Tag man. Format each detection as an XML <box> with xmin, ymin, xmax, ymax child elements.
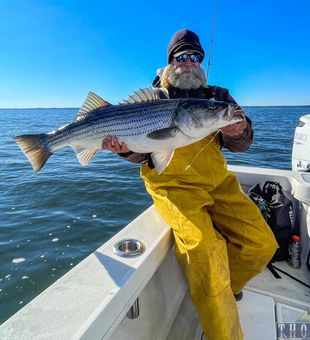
<box><xmin>103</xmin><ymin>30</ymin><xmax>278</xmax><ymax>339</ymax></box>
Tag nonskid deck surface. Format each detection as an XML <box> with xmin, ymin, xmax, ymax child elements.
<box><xmin>247</xmin><ymin>261</ymin><xmax>309</xmax><ymax>308</ymax></box>
<box><xmin>167</xmin><ymin>262</ymin><xmax>310</xmax><ymax>340</ymax></box>
<box><xmin>167</xmin><ymin>289</ymin><xmax>276</xmax><ymax>340</ymax></box>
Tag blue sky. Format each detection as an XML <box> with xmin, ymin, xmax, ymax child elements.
<box><xmin>0</xmin><ymin>0</ymin><xmax>309</xmax><ymax>108</ymax></box>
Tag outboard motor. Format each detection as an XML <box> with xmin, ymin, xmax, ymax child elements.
<box><xmin>292</xmin><ymin>115</ymin><xmax>310</xmax><ymax>172</ymax></box>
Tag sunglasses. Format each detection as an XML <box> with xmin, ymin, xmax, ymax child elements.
<box><xmin>175</xmin><ymin>53</ymin><xmax>203</xmax><ymax>63</ymax></box>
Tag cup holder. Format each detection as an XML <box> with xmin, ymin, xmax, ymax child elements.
<box><xmin>113</xmin><ymin>239</ymin><xmax>145</xmax><ymax>258</ymax></box>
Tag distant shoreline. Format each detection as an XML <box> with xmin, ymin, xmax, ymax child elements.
<box><xmin>0</xmin><ymin>107</ymin><xmax>80</xmax><ymax>110</ymax></box>
<box><xmin>1</xmin><ymin>105</ymin><xmax>310</xmax><ymax>110</ymax></box>
<box><xmin>244</xmin><ymin>105</ymin><xmax>310</xmax><ymax>108</ymax></box>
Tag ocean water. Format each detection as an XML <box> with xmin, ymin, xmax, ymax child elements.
<box><xmin>0</xmin><ymin>105</ymin><xmax>310</xmax><ymax>323</ymax></box>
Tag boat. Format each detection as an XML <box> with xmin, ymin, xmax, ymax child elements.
<box><xmin>0</xmin><ymin>115</ymin><xmax>310</xmax><ymax>340</ymax></box>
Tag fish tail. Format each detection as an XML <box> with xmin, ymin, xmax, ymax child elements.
<box><xmin>14</xmin><ymin>134</ymin><xmax>52</xmax><ymax>172</ymax></box>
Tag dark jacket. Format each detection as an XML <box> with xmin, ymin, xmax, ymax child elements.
<box><xmin>118</xmin><ymin>85</ymin><xmax>253</xmax><ymax>165</ymax></box>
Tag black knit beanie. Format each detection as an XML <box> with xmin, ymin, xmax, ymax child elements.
<box><xmin>167</xmin><ymin>29</ymin><xmax>205</xmax><ymax>64</ymax></box>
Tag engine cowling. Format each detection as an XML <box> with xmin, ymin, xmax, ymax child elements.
<box><xmin>292</xmin><ymin>115</ymin><xmax>310</xmax><ymax>172</ymax></box>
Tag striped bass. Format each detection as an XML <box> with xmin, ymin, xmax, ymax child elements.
<box><xmin>14</xmin><ymin>87</ymin><xmax>242</xmax><ymax>174</ymax></box>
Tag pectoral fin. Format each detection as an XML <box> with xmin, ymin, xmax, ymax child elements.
<box><xmin>72</xmin><ymin>146</ymin><xmax>97</xmax><ymax>166</ymax></box>
<box><xmin>151</xmin><ymin>150</ymin><xmax>175</xmax><ymax>174</ymax></box>
<box><xmin>147</xmin><ymin>127</ymin><xmax>179</xmax><ymax>140</ymax></box>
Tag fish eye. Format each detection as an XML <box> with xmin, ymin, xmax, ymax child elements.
<box><xmin>209</xmin><ymin>104</ymin><xmax>217</xmax><ymax>110</ymax></box>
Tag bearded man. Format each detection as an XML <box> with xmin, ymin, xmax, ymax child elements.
<box><xmin>103</xmin><ymin>30</ymin><xmax>278</xmax><ymax>340</ymax></box>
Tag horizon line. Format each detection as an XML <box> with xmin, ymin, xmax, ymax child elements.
<box><xmin>1</xmin><ymin>104</ymin><xmax>310</xmax><ymax>110</ymax></box>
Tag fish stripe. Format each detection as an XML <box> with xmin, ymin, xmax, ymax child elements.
<box><xmin>43</xmin><ymin>101</ymin><xmax>178</xmax><ymax>149</ymax></box>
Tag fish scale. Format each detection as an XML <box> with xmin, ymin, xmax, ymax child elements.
<box><xmin>64</xmin><ymin>105</ymin><xmax>175</xmax><ymax>142</ymax></box>
<box><xmin>68</xmin><ymin>103</ymin><xmax>174</xmax><ymax>138</ymax></box>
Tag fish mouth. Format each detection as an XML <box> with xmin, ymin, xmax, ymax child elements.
<box><xmin>227</xmin><ymin>104</ymin><xmax>244</xmax><ymax>122</ymax></box>
<box><xmin>227</xmin><ymin>104</ymin><xmax>237</xmax><ymax>118</ymax></box>
<box><xmin>232</xmin><ymin>113</ymin><xmax>245</xmax><ymax>122</ymax></box>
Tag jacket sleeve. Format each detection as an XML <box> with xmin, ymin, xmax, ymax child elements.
<box><xmin>220</xmin><ymin>116</ymin><xmax>253</xmax><ymax>152</ymax></box>
<box><xmin>214</xmin><ymin>86</ymin><xmax>253</xmax><ymax>152</ymax></box>
<box><xmin>118</xmin><ymin>151</ymin><xmax>151</xmax><ymax>164</ymax></box>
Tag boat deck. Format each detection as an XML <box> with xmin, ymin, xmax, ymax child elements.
<box><xmin>167</xmin><ymin>262</ymin><xmax>310</xmax><ymax>340</ymax></box>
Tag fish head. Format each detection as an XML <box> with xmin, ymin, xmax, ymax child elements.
<box><xmin>175</xmin><ymin>99</ymin><xmax>243</xmax><ymax>138</ymax></box>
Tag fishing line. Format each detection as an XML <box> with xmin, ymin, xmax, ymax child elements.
<box><xmin>182</xmin><ymin>0</ymin><xmax>221</xmax><ymax>172</ymax></box>
<box><xmin>183</xmin><ymin>130</ymin><xmax>220</xmax><ymax>172</ymax></box>
<box><xmin>206</xmin><ymin>0</ymin><xmax>220</xmax><ymax>84</ymax></box>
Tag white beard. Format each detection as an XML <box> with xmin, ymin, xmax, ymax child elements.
<box><xmin>167</xmin><ymin>65</ymin><xmax>205</xmax><ymax>90</ymax></box>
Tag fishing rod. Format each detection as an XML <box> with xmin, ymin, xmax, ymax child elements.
<box><xmin>206</xmin><ymin>1</ymin><xmax>220</xmax><ymax>84</ymax></box>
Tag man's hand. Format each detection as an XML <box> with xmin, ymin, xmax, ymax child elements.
<box><xmin>220</xmin><ymin>118</ymin><xmax>247</xmax><ymax>137</ymax></box>
<box><xmin>102</xmin><ymin>136</ymin><xmax>129</xmax><ymax>153</ymax></box>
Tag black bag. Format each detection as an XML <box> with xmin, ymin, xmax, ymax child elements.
<box><xmin>248</xmin><ymin>181</ymin><xmax>294</xmax><ymax>262</ymax></box>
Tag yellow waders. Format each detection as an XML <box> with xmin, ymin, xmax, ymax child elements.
<box><xmin>141</xmin><ymin>134</ymin><xmax>278</xmax><ymax>340</ymax></box>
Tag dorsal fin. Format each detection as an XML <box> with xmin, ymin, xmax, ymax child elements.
<box><xmin>120</xmin><ymin>87</ymin><xmax>158</xmax><ymax>105</ymax></box>
<box><xmin>75</xmin><ymin>92</ymin><xmax>111</xmax><ymax>122</ymax></box>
